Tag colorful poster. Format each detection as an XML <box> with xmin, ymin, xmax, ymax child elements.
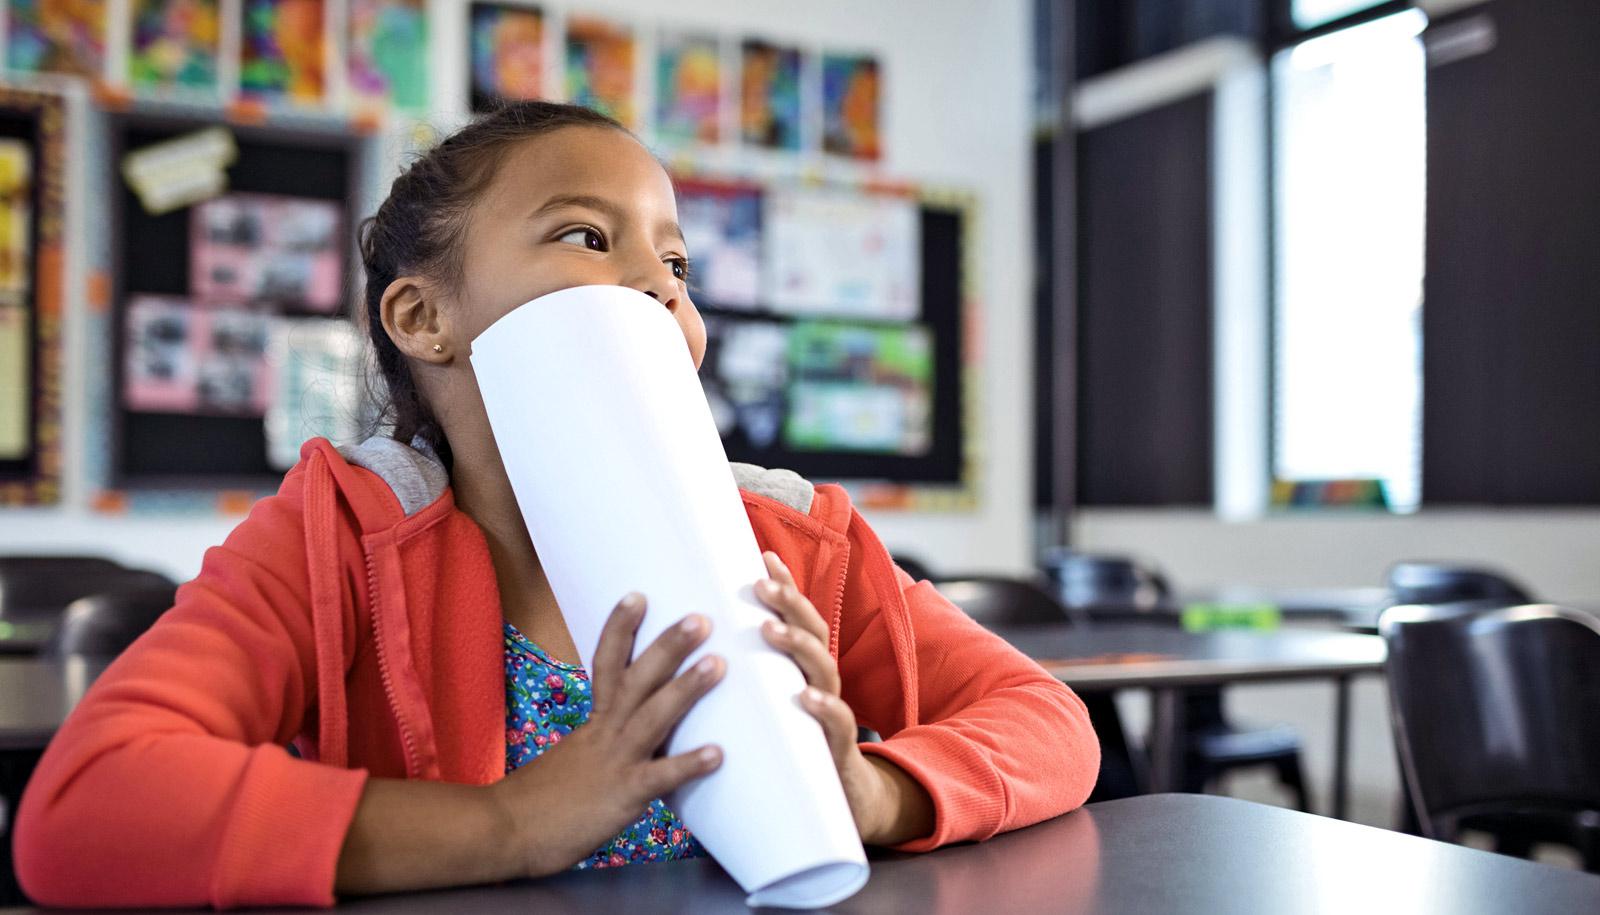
<box><xmin>763</xmin><ymin>188</ymin><xmax>920</xmax><ymax>320</ymax></box>
<box><xmin>469</xmin><ymin>2</ymin><xmax>544</xmax><ymax>112</ymax></box>
<box><xmin>239</xmin><ymin>0</ymin><xmax>325</xmax><ymax>103</ymax></box>
<box><xmin>124</xmin><ymin>296</ymin><xmax>273</xmax><ymax>416</ymax></box>
<box><xmin>656</xmin><ymin>31</ymin><xmax>719</xmax><ymax>145</ymax></box>
<box><xmin>129</xmin><ymin>0</ymin><xmax>220</xmax><ymax>91</ymax></box>
<box><xmin>565</xmin><ymin>15</ymin><xmax>633</xmax><ymax>126</ymax></box>
<box><xmin>822</xmin><ymin>54</ymin><xmax>880</xmax><ymax>160</ymax></box>
<box><xmin>349</xmin><ymin>0</ymin><xmax>429</xmax><ymax>112</ymax></box>
<box><xmin>676</xmin><ymin>179</ymin><xmax>761</xmax><ymax>310</ymax></box>
<box><xmin>740</xmin><ymin>40</ymin><xmax>801</xmax><ymax>151</ymax></box>
<box><xmin>0</xmin><ymin>301</ymin><xmax>27</xmax><ymax>459</ymax></box>
<box><xmin>5</xmin><ymin>0</ymin><xmax>105</xmax><ymax>76</ymax></box>
<box><xmin>191</xmin><ymin>193</ymin><xmax>344</xmax><ymax>312</ymax></box>
<box><xmin>785</xmin><ymin>321</ymin><xmax>933</xmax><ymax>456</ymax></box>
<box><xmin>0</xmin><ymin>139</ymin><xmax>33</xmax><ymax>295</ymax></box>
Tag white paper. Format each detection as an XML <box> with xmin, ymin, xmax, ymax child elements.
<box><xmin>471</xmin><ymin>285</ymin><xmax>868</xmax><ymax>909</ymax></box>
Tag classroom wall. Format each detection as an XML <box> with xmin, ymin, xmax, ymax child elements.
<box><xmin>0</xmin><ymin>0</ymin><xmax>1039</xmax><ymax>582</ymax></box>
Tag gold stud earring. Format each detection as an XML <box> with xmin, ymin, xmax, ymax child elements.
<box><xmin>432</xmin><ymin>344</ymin><xmax>443</xmax><ymax>354</ymax></box>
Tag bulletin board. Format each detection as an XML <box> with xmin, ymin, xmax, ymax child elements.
<box><xmin>687</xmin><ymin>175</ymin><xmax>981</xmax><ymax>510</ymax></box>
<box><xmin>0</xmin><ymin>87</ymin><xmax>65</xmax><ymax>507</ymax></box>
<box><xmin>104</xmin><ymin>110</ymin><xmax>368</xmax><ymax>495</ymax></box>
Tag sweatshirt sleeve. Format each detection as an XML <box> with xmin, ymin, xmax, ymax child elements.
<box><xmin>841</xmin><ymin>563</ymin><xmax>1100</xmax><ymax>852</ymax></box>
<box><xmin>12</xmin><ymin>469</ymin><xmax>369</xmax><ymax>909</ymax></box>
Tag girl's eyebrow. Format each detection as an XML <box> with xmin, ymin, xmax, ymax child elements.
<box><xmin>530</xmin><ymin>193</ymin><xmax>685</xmax><ymax>246</ymax></box>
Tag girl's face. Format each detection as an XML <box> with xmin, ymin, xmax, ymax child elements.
<box><xmin>448</xmin><ymin>126</ymin><xmax>706</xmax><ymax>367</ymax></box>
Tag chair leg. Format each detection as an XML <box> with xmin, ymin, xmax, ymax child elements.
<box><xmin>1273</xmin><ymin>754</ymin><xmax>1314</xmax><ymax>813</ymax></box>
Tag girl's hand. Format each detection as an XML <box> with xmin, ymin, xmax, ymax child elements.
<box><xmin>756</xmin><ymin>551</ymin><xmax>935</xmax><ymax>847</ymax></box>
<box><xmin>491</xmin><ymin>593</ymin><xmax>725</xmax><ymax>878</ymax></box>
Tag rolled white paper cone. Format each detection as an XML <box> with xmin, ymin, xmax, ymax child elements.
<box><xmin>470</xmin><ymin>285</ymin><xmax>869</xmax><ymax>909</ymax></box>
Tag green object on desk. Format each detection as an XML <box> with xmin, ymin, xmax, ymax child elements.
<box><xmin>1181</xmin><ymin>602</ymin><xmax>1282</xmax><ymax>632</ymax></box>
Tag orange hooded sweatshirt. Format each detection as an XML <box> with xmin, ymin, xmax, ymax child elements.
<box><xmin>14</xmin><ymin>438</ymin><xmax>1099</xmax><ymax>908</ymax></box>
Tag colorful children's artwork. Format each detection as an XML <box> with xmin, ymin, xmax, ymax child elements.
<box><xmin>0</xmin><ymin>139</ymin><xmax>33</xmax><ymax>295</ymax></box>
<box><xmin>190</xmin><ymin>193</ymin><xmax>344</xmax><ymax>312</ymax></box>
<box><xmin>469</xmin><ymin>2</ymin><xmax>544</xmax><ymax>112</ymax></box>
<box><xmin>676</xmin><ymin>179</ymin><xmax>761</xmax><ymax>310</ymax></box>
<box><xmin>129</xmin><ymin>0</ymin><xmax>220</xmax><ymax>92</ymax></box>
<box><xmin>822</xmin><ymin>53</ymin><xmax>880</xmax><ymax>160</ymax></box>
<box><xmin>784</xmin><ymin>320</ymin><xmax>933</xmax><ymax>456</ymax></box>
<box><xmin>124</xmin><ymin>296</ymin><xmax>274</xmax><ymax>416</ymax></box>
<box><xmin>239</xmin><ymin>0</ymin><xmax>325</xmax><ymax>103</ymax></box>
<box><xmin>763</xmin><ymin>188</ymin><xmax>920</xmax><ymax>320</ymax></box>
<box><xmin>565</xmin><ymin>15</ymin><xmax>634</xmax><ymax>126</ymax></box>
<box><xmin>0</xmin><ymin>301</ymin><xmax>28</xmax><ymax>459</ymax></box>
<box><xmin>348</xmin><ymin>0</ymin><xmax>429</xmax><ymax>112</ymax></box>
<box><xmin>739</xmin><ymin>40</ymin><xmax>802</xmax><ymax>151</ymax></box>
<box><xmin>656</xmin><ymin>32</ymin><xmax>720</xmax><ymax>145</ymax></box>
<box><xmin>5</xmin><ymin>0</ymin><xmax>105</xmax><ymax>77</ymax></box>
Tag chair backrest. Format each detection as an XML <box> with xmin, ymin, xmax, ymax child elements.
<box><xmin>1040</xmin><ymin>549</ymin><xmax>1170</xmax><ymax>611</ymax></box>
<box><xmin>48</xmin><ymin>583</ymin><xmax>179</xmax><ymax>658</ymax></box>
<box><xmin>1385</xmin><ymin>561</ymin><xmax>1532</xmax><ymax>607</ymax></box>
<box><xmin>931</xmin><ymin>576</ymin><xmax>1072</xmax><ymax>627</ymax></box>
<box><xmin>890</xmin><ymin>554</ymin><xmax>937</xmax><ymax>585</ymax></box>
<box><xmin>1380</xmin><ymin>602</ymin><xmax>1600</xmax><ymax>838</ymax></box>
<box><xmin>0</xmin><ymin>556</ymin><xmax>157</xmax><ymax>617</ymax></box>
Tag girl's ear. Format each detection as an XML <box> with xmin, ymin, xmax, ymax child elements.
<box><xmin>380</xmin><ymin>276</ymin><xmax>454</xmax><ymax>364</ymax></box>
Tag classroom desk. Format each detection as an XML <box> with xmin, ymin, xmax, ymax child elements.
<box><xmin>0</xmin><ymin>657</ymin><xmax>106</xmax><ymax>751</ymax></box>
<box><xmin>989</xmin><ymin>623</ymin><xmax>1387</xmax><ymax>820</ymax></box>
<box><xmin>9</xmin><ymin>794</ymin><xmax>1594</xmax><ymax>913</ymax></box>
<box><xmin>0</xmin><ymin>613</ymin><xmax>58</xmax><ymax>656</ymax></box>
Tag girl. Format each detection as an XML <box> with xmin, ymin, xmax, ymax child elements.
<box><xmin>14</xmin><ymin>101</ymin><xmax>1099</xmax><ymax>908</ymax></box>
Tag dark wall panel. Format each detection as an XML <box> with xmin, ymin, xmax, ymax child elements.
<box><xmin>1076</xmin><ymin>92</ymin><xmax>1213</xmax><ymax>506</ymax></box>
<box><xmin>1423</xmin><ymin>0</ymin><xmax>1600</xmax><ymax>504</ymax></box>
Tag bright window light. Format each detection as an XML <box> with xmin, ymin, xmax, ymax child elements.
<box><xmin>1293</xmin><ymin>0</ymin><xmax>1389</xmax><ymax>30</ymax></box>
<box><xmin>1272</xmin><ymin>9</ymin><xmax>1427</xmax><ymax>511</ymax></box>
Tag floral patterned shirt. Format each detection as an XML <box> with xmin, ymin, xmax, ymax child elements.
<box><xmin>503</xmin><ymin>620</ymin><xmax>706</xmax><ymax>868</ymax></box>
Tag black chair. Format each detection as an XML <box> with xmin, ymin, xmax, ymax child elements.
<box><xmin>1381</xmin><ymin>602</ymin><xmax>1600</xmax><ymax>871</ymax></box>
<box><xmin>0</xmin><ymin>556</ymin><xmax>166</xmax><ymax>620</ymax></box>
<box><xmin>1042</xmin><ymin>551</ymin><xmax>1312</xmax><ymax>812</ymax></box>
<box><xmin>1386</xmin><ymin>561</ymin><xmax>1532</xmax><ymax>607</ymax></box>
<box><xmin>48</xmin><ymin>584</ymin><xmax>179</xmax><ymax>658</ymax></box>
<box><xmin>890</xmin><ymin>553</ymin><xmax>938</xmax><ymax>585</ymax></box>
<box><xmin>930</xmin><ymin>575</ymin><xmax>1144</xmax><ymax>803</ymax></box>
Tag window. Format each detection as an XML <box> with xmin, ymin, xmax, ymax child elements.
<box><xmin>1271</xmin><ymin>9</ymin><xmax>1427</xmax><ymax>511</ymax></box>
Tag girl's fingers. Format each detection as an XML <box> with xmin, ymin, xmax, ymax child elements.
<box><xmin>617</xmin><ymin>613</ymin><xmax>711</xmax><ymax>713</ymax></box>
<box><xmin>762</xmin><ymin>618</ymin><xmax>841</xmax><ymax>695</ymax></box>
<box><xmin>799</xmin><ymin>687</ymin><xmax>859</xmax><ymax>763</ymax></box>
<box><xmin>763</xmin><ymin>550</ymin><xmax>797</xmax><ymax>587</ymax></box>
<box><xmin>756</xmin><ymin>561</ymin><xmax>830</xmax><ymax>644</ymax></box>
<box><xmin>590</xmin><ymin>593</ymin><xmax>645</xmax><ymax>715</ymax></box>
<box><xmin>636</xmin><ymin>745</ymin><xmax>724</xmax><ymax>799</ymax></box>
<box><xmin>628</xmin><ymin>653</ymin><xmax>726</xmax><ymax>756</ymax></box>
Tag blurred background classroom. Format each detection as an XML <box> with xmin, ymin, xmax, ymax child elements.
<box><xmin>3</xmin><ymin>0</ymin><xmax>1599</xmax><ymax>901</ymax></box>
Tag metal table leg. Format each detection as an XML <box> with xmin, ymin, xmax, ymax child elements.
<box><xmin>1148</xmin><ymin>688</ymin><xmax>1186</xmax><ymax>793</ymax></box>
<box><xmin>1332</xmin><ymin>675</ymin><xmax>1351</xmax><ymax>819</ymax></box>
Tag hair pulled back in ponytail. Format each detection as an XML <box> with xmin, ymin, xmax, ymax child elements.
<box><xmin>358</xmin><ymin>101</ymin><xmax>626</xmax><ymax>459</ymax></box>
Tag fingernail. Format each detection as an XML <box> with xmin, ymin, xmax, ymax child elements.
<box><xmin>758</xmin><ymin>579</ymin><xmax>779</xmax><ymax>596</ymax></box>
<box><xmin>804</xmin><ymin>687</ymin><xmax>825</xmax><ymax>703</ymax></box>
<box><xmin>766</xmin><ymin>619</ymin><xmax>788</xmax><ymax>636</ymax></box>
<box><xmin>622</xmin><ymin>592</ymin><xmax>644</xmax><ymax>610</ymax></box>
<box><xmin>678</xmin><ymin>615</ymin><xmax>704</xmax><ymax>635</ymax></box>
<box><xmin>695</xmin><ymin>655</ymin><xmax>719</xmax><ymax>675</ymax></box>
<box><xmin>699</xmin><ymin>746</ymin><xmax>721</xmax><ymax>764</ymax></box>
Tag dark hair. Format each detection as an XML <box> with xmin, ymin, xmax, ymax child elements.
<box><xmin>358</xmin><ymin>101</ymin><xmax>627</xmax><ymax>459</ymax></box>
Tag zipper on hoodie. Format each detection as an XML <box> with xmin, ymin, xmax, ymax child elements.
<box><xmin>365</xmin><ymin>548</ymin><xmax>423</xmax><ymax>778</ymax></box>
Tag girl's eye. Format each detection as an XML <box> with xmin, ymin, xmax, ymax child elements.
<box><xmin>557</xmin><ymin>227</ymin><xmax>605</xmax><ymax>251</ymax></box>
<box><xmin>667</xmin><ymin>257</ymin><xmax>691</xmax><ymax>281</ymax></box>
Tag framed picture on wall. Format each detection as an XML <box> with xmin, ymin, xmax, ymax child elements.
<box><xmin>0</xmin><ymin>87</ymin><xmax>65</xmax><ymax>506</ymax></box>
<box><xmin>468</xmin><ymin>1</ymin><xmax>546</xmax><ymax>112</ymax></box>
